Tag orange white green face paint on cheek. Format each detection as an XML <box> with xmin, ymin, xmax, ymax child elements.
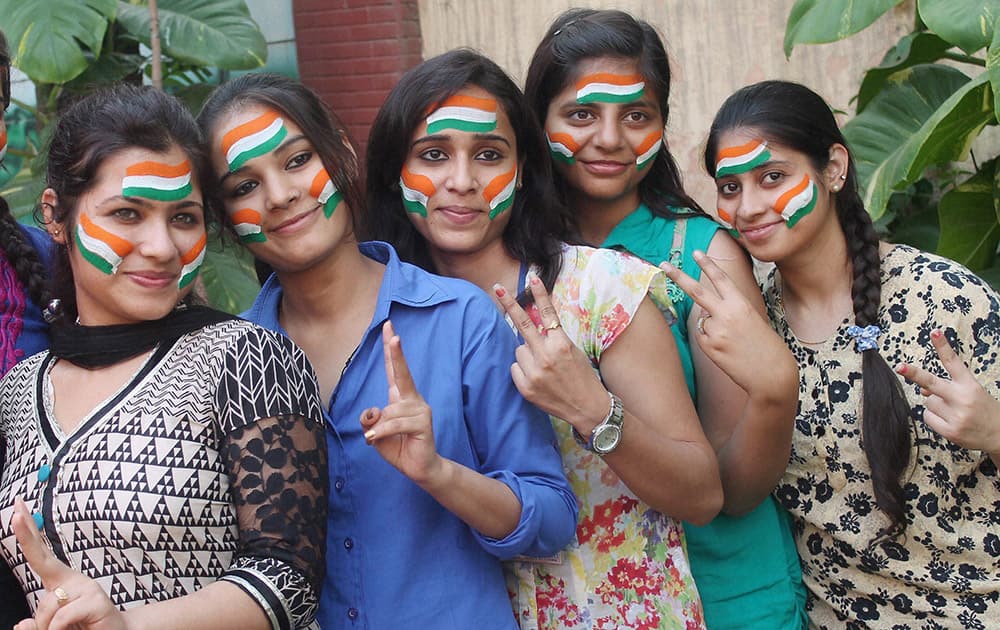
<box><xmin>715</xmin><ymin>208</ymin><xmax>740</xmax><ymax>239</ymax></box>
<box><xmin>634</xmin><ymin>131</ymin><xmax>662</xmax><ymax>170</ymax></box>
<box><xmin>482</xmin><ymin>167</ymin><xmax>516</xmax><ymax>219</ymax></box>
<box><xmin>75</xmin><ymin>212</ymin><xmax>135</xmax><ymax>275</ymax></box>
<box><xmin>546</xmin><ymin>132</ymin><xmax>580</xmax><ymax>164</ymax></box>
<box><xmin>425</xmin><ymin>94</ymin><xmax>497</xmax><ymax>134</ymax></box>
<box><xmin>310</xmin><ymin>169</ymin><xmax>342</xmax><ymax>218</ymax></box>
<box><xmin>221</xmin><ymin>110</ymin><xmax>288</xmax><ymax>173</ymax></box>
<box><xmin>773</xmin><ymin>175</ymin><xmax>817</xmax><ymax>228</ymax></box>
<box><xmin>400</xmin><ymin>167</ymin><xmax>435</xmax><ymax>218</ymax></box>
<box><xmin>122</xmin><ymin>159</ymin><xmax>193</xmax><ymax>201</ymax></box>
<box><xmin>715</xmin><ymin>140</ymin><xmax>771</xmax><ymax>178</ymax></box>
<box><xmin>178</xmin><ymin>232</ymin><xmax>207</xmax><ymax>289</ymax></box>
<box><xmin>0</xmin><ymin>126</ymin><xmax>7</xmax><ymax>164</ymax></box>
<box><xmin>231</xmin><ymin>208</ymin><xmax>266</xmax><ymax>243</ymax></box>
<box><xmin>575</xmin><ymin>73</ymin><xmax>645</xmax><ymax>104</ymax></box>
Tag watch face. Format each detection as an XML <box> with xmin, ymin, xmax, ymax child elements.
<box><xmin>593</xmin><ymin>425</ymin><xmax>622</xmax><ymax>454</ymax></box>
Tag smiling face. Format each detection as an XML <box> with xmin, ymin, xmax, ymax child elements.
<box><xmin>713</xmin><ymin>127</ymin><xmax>847</xmax><ymax>263</ymax></box>
<box><xmin>210</xmin><ymin>103</ymin><xmax>351</xmax><ymax>274</ymax></box>
<box><xmin>47</xmin><ymin>144</ymin><xmax>206</xmax><ymax>326</ymax></box>
<box><xmin>400</xmin><ymin>85</ymin><xmax>522</xmax><ymax>261</ymax></box>
<box><xmin>543</xmin><ymin>56</ymin><xmax>662</xmax><ymax>208</ymax></box>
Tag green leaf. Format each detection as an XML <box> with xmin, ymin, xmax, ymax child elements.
<box><xmin>857</xmin><ymin>32</ymin><xmax>953</xmax><ymax>112</ymax></box>
<box><xmin>117</xmin><ymin>0</ymin><xmax>267</xmax><ymax>70</ymax></box>
<box><xmin>843</xmin><ymin>64</ymin><xmax>995</xmax><ymax>219</ymax></box>
<box><xmin>989</xmin><ymin>18</ymin><xmax>1000</xmax><ymax>123</ymax></box>
<box><xmin>64</xmin><ymin>52</ymin><xmax>145</xmax><ymax>93</ymax></box>
<box><xmin>936</xmin><ymin>159</ymin><xmax>999</xmax><ymax>270</ymax></box>
<box><xmin>918</xmin><ymin>0</ymin><xmax>999</xmax><ymax>54</ymax></box>
<box><xmin>976</xmin><ymin>261</ymin><xmax>1000</xmax><ymax>290</ymax></box>
<box><xmin>0</xmin><ymin>0</ymin><xmax>117</xmax><ymax>83</ymax></box>
<box><xmin>199</xmin><ymin>237</ymin><xmax>260</xmax><ymax>315</ymax></box>
<box><xmin>784</xmin><ymin>0</ymin><xmax>903</xmax><ymax>57</ymax></box>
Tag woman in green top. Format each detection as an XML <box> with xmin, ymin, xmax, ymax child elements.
<box><xmin>525</xmin><ymin>9</ymin><xmax>807</xmax><ymax>629</ymax></box>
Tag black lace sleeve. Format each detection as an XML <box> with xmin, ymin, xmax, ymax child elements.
<box><xmin>214</xmin><ymin>326</ymin><xmax>328</xmax><ymax>630</ymax></box>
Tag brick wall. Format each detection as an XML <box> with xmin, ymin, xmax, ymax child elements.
<box><xmin>292</xmin><ymin>0</ymin><xmax>422</xmax><ymax>152</ymax></box>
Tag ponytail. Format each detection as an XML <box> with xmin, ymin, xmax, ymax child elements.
<box><xmin>0</xmin><ymin>198</ymin><xmax>48</xmax><ymax>307</ymax></box>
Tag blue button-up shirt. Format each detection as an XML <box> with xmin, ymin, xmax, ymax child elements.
<box><xmin>244</xmin><ymin>242</ymin><xmax>577</xmax><ymax>630</ymax></box>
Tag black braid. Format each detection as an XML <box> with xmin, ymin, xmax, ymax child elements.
<box><xmin>0</xmin><ymin>197</ymin><xmax>48</xmax><ymax>306</ymax></box>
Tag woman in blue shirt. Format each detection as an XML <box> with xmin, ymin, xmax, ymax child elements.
<box><xmin>197</xmin><ymin>73</ymin><xmax>577</xmax><ymax>630</ymax></box>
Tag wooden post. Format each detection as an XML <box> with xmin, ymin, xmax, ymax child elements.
<box><xmin>149</xmin><ymin>0</ymin><xmax>163</xmax><ymax>89</ymax></box>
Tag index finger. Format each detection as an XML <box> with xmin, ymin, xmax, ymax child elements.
<box><xmin>386</xmin><ymin>327</ymin><xmax>418</xmax><ymax>399</ymax></box>
<box><xmin>493</xmin><ymin>282</ymin><xmax>542</xmax><ymax>346</ymax></box>
<box><xmin>928</xmin><ymin>329</ymin><xmax>972</xmax><ymax>383</ymax></box>
<box><xmin>527</xmin><ymin>274</ymin><xmax>562</xmax><ymax>330</ymax></box>
<box><xmin>691</xmin><ymin>250</ymin><xmax>741</xmax><ymax>300</ymax></box>
<box><xmin>12</xmin><ymin>498</ymin><xmax>72</xmax><ymax>590</ymax></box>
<box><xmin>659</xmin><ymin>258</ymin><xmax>720</xmax><ymax>314</ymax></box>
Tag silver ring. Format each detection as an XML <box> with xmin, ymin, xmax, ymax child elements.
<box><xmin>54</xmin><ymin>586</ymin><xmax>70</xmax><ymax>605</ymax></box>
<box><xmin>696</xmin><ymin>313</ymin><xmax>712</xmax><ymax>335</ymax></box>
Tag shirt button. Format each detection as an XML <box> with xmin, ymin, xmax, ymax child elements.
<box><xmin>334</xmin><ymin>477</ymin><xmax>345</xmax><ymax>491</ymax></box>
<box><xmin>32</xmin><ymin>512</ymin><xmax>44</xmax><ymax>530</ymax></box>
<box><xmin>347</xmin><ymin>608</ymin><xmax>359</xmax><ymax>620</ymax></box>
<box><xmin>344</xmin><ymin>538</ymin><xmax>354</xmax><ymax>550</ymax></box>
<box><xmin>37</xmin><ymin>464</ymin><xmax>51</xmax><ymax>483</ymax></box>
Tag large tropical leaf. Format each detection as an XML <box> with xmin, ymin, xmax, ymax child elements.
<box><xmin>989</xmin><ymin>18</ymin><xmax>1000</xmax><ymax>123</ymax></box>
<box><xmin>918</xmin><ymin>0</ymin><xmax>999</xmax><ymax>54</ymax></box>
<box><xmin>936</xmin><ymin>159</ymin><xmax>999</xmax><ymax>270</ymax></box>
<box><xmin>784</xmin><ymin>0</ymin><xmax>903</xmax><ymax>57</ymax></box>
<box><xmin>844</xmin><ymin>64</ymin><xmax>994</xmax><ymax>219</ymax></box>
<box><xmin>117</xmin><ymin>0</ymin><xmax>266</xmax><ymax>70</ymax></box>
<box><xmin>198</xmin><ymin>237</ymin><xmax>260</xmax><ymax>315</ymax></box>
<box><xmin>857</xmin><ymin>32</ymin><xmax>953</xmax><ymax>112</ymax></box>
<box><xmin>0</xmin><ymin>0</ymin><xmax>117</xmax><ymax>83</ymax></box>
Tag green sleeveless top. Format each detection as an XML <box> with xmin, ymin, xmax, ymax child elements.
<box><xmin>602</xmin><ymin>204</ymin><xmax>807</xmax><ymax>630</ymax></box>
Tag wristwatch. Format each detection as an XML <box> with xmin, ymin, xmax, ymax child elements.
<box><xmin>574</xmin><ymin>392</ymin><xmax>625</xmax><ymax>455</ymax></box>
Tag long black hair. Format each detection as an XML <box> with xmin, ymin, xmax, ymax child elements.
<box><xmin>524</xmin><ymin>8</ymin><xmax>704</xmax><ymax>219</ymax></box>
<box><xmin>0</xmin><ymin>29</ymin><xmax>47</xmax><ymax>310</ymax></box>
<box><xmin>705</xmin><ymin>80</ymin><xmax>913</xmax><ymax>542</ymax></box>
<box><xmin>364</xmin><ymin>48</ymin><xmax>572</xmax><ymax>295</ymax></box>
<box><xmin>45</xmin><ymin>83</ymin><xmax>210</xmax><ymax>320</ymax></box>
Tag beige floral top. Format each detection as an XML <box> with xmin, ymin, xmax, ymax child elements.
<box><xmin>763</xmin><ymin>245</ymin><xmax>1000</xmax><ymax>629</ymax></box>
<box><xmin>505</xmin><ymin>245</ymin><xmax>706</xmax><ymax>630</ymax></box>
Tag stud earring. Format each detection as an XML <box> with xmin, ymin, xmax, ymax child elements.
<box><xmin>839</xmin><ymin>174</ymin><xmax>846</xmax><ymax>180</ymax></box>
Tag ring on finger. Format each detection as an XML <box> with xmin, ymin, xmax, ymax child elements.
<box><xmin>53</xmin><ymin>586</ymin><xmax>70</xmax><ymax>605</ymax></box>
<box><xmin>539</xmin><ymin>321</ymin><xmax>561</xmax><ymax>334</ymax></box>
<box><xmin>696</xmin><ymin>313</ymin><xmax>712</xmax><ymax>335</ymax></box>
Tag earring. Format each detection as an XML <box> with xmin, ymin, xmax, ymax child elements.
<box><xmin>42</xmin><ymin>298</ymin><xmax>63</xmax><ymax>323</ymax></box>
<box><xmin>516</xmin><ymin>181</ymin><xmax>523</xmax><ymax>190</ymax></box>
<box><xmin>839</xmin><ymin>174</ymin><xmax>846</xmax><ymax>180</ymax></box>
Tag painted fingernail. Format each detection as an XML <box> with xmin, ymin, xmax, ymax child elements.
<box><xmin>931</xmin><ymin>329</ymin><xmax>942</xmax><ymax>339</ymax></box>
<box><xmin>364</xmin><ymin>429</ymin><xmax>376</xmax><ymax>442</ymax></box>
<box><xmin>530</xmin><ymin>275</ymin><xmax>541</xmax><ymax>286</ymax></box>
<box><xmin>660</xmin><ymin>262</ymin><xmax>674</xmax><ymax>272</ymax></box>
<box><xmin>896</xmin><ymin>364</ymin><xmax>907</xmax><ymax>374</ymax></box>
<box><xmin>493</xmin><ymin>284</ymin><xmax>506</xmax><ymax>298</ymax></box>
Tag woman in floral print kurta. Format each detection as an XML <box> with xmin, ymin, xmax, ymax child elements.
<box><xmin>365</xmin><ymin>50</ymin><xmax>725</xmax><ymax>629</ymax></box>
<box><xmin>696</xmin><ymin>80</ymin><xmax>1000</xmax><ymax>628</ymax></box>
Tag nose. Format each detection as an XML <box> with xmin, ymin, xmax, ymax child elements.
<box><xmin>135</xmin><ymin>218</ymin><xmax>176</xmax><ymax>261</ymax></box>
<box><xmin>592</xmin><ymin>116</ymin><xmax>624</xmax><ymax>152</ymax></box>
<box><xmin>263</xmin><ymin>172</ymin><xmax>300</xmax><ymax>211</ymax></box>
<box><xmin>443</xmin><ymin>155</ymin><xmax>476</xmax><ymax>195</ymax></box>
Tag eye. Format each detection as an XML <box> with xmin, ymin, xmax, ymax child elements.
<box><xmin>171</xmin><ymin>211</ymin><xmax>203</xmax><ymax>226</ymax></box>
<box><xmin>231</xmin><ymin>180</ymin><xmax>259</xmax><ymax>197</ymax></box>
<box><xmin>717</xmin><ymin>181</ymin><xmax>739</xmax><ymax>196</ymax></box>
<box><xmin>762</xmin><ymin>171</ymin><xmax>784</xmax><ymax>185</ymax></box>
<box><xmin>476</xmin><ymin>149</ymin><xmax>503</xmax><ymax>161</ymax></box>
<box><xmin>568</xmin><ymin>110</ymin><xmax>594</xmax><ymax>122</ymax></box>
<box><xmin>419</xmin><ymin>148</ymin><xmax>447</xmax><ymax>162</ymax></box>
<box><xmin>112</xmin><ymin>207</ymin><xmax>140</xmax><ymax>222</ymax></box>
<box><xmin>623</xmin><ymin>111</ymin><xmax>649</xmax><ymax>123</ymax></box>
<box><xmin>287</xmin><ymin>151</ymin><xmax>311</xmax><ymax>169</ymax></box>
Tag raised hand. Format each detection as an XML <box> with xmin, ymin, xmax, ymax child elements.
<box><xmin>11</xmin><ymin>498</ymin><xmax>125</xmax><ymax>630</ymax></box>
<box><xmin>493</xmin><ymin>274</ymin><xmax>610</xmax><ymax>429</ymax></box>
<box><xmin>360</xmin><ymin>320</ymin><xmax>443</xmax><ymax>485</ymax></box>
<box><xmin>896</xmin><ymin>328</ymin><xmax>1000</xmax><ymax>456</ymax></box>
<box><xmin>661</xmin><ymin>251</ymin><xmax>795</xmax><ymax>395</ymax></box>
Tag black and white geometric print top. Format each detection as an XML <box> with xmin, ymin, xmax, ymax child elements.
<box><xmin>0</xmin><ymin>320</ymin><xmax>328</xmax><ymax>630</ymax></box>
<box><xmin>763</xmin><ymin>245</ymin><xmax>1000</xmax><ymax>630</ymax></box>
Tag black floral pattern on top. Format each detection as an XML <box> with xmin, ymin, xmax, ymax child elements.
<box><xmin>763</xmin><ymin>246</ymin><xmax>1000</xmax><ymax>629</ymax></box>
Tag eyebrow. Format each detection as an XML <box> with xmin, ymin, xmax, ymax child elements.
<box><xmin>219</xmin><ymin>133</ymin><xmax>309</xmax><ymax>184</ymax></box>
<box><xmin>412</xmin><ymin>133</ymin><xmax>512</xmax><ymax>148</ymax></box>
<box><xmin>97</xmin><ymin>195</ymin><xmax>204</xmax><ymax>210</ymax></box>
<box><xmin>715</xmin><ymin>159</ymin><xmax>794</xmax><ymax>178</ymax></box>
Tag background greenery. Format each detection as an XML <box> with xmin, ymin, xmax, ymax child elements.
<box><xmin>786</xmin><ymin>0</ymin><xmax>1000</xmax><ymax>287</ymax></box>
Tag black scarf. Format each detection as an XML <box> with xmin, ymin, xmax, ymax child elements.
<box><xmin>49</xmin><ymin>305</ymin><xmax>237</xmax><ymax>369</ymax></box>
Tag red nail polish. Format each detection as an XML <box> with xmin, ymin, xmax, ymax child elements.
<box><xmin>494</xmin><ymin>285</ymin><xmax>506</xmax><ymax>298</ymax></box>
<box><xmin>530</xmin><ymin>276</ymin><xmax>540</xmax><ymax>286</ymax></box>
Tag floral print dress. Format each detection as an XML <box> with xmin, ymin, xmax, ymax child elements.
<box><xmin>763</xmin><ymin>245</ymin><xmax>1000</xmax><ymax>629</ymax></box>
<box><xmin>505</xmin><ymin>244</ymin><xmax>705</xmax><ymax>630</ymax></box>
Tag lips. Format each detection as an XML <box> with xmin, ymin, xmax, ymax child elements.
<box><xmin>125</xmin><ymin>270</ymin><xmax>176</xmax><ymax>289</ymax></box>
<box><xmin>580</xmin><ymin>160</ymin><xmax>629</xmax><ymax>176</ymax></box>
<box><xmin>436</xmin><ymin>205</ymin><xmax>483</xmax><ymax>225</ymax></box>
<box><xmin>271</xmin><ymin>204</ymin><xmax>320</xmax><ymax>234</ymax></box>
<box><xmin>739</xmin><ymin>221</ymin><xmax>783</xmax><ymax>242</ymax></box>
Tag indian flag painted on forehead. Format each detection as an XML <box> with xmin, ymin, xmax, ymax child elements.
<box><xmin>635</xmin><ymin>132</ymin><xmax>662</xmax><ymax>170</ymax></box>
<box><xmin>483</xmin><ymin>167</ymin><xmax>516</xmax><ymax>219</ymax></box>
<box><xmin>400</xmin><ymin>168</ymin><xmax>435</xmax><ymax>217</ymax></box>
<box><xmin>178</xmin><ymin>233</ymin><xmax>207</xmax><ymax>289</ymax></box>
<box><xmin>231</xmin><ymin>208</ymin><xmax>266</xmax><ymax>243</ymax></box>
<box><xmin>222</xmin><ymin>110</ymin><xmax>288</xmax><ymax>172</ymax></box>
<box><xmin>310</xmin><ymin>169</ymin><xmax>343</xmax><ymax>218</ymax></box>
<box><xmin>774</xmin><ymin>175</ymin><xmax>817</xmax><ymax>228</ymax></box>
<box><xmin>546</xmin><ymin>132</ymin><xmax>580</xmax><ymax>164</ymax></box>
<box><xmin>122</xmin><ymin>160</ymin><xmax>193</xmax><ymax>201</ymax></box>
<box><xmin>715</xmin><ymin>140</ymin><xmax>771</xmax><ymax>178</ymax></box>
<box><xmin>76</xmin><ymin>213</ymin><xmax>135</xmax><ymax>275</ymax></box>
<box><xmin>426</xmin><ymin>94</ymin><xmax>498</xmax><ymax>135</ymax></box>
<box><xmin>575</xmin><ymin>73</ymin><xmax>645</xmax><ymax>104</ymax></box>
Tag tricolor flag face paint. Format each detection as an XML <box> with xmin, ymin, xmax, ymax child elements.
<box><xmin>715</xmin><ymin>208</ymin><xmax>740</xmax><ymax>239</ymax></box>
<box><xmin>634</xmin><ymin>132</ymin><xmax>662</xmax><ymax>171</ymax></box>
<box><xmin>0</xmin><ymin>126</ymin><xmax>7</xmax><ymax>164</ymax></box>
<box><xmin>231</xmin><ymin>208</ymin><xmax>266</xmax><ymax>243</ymax></box>
<box><xmin>400</xmin><ymin>168</ymin><xmax>436</xmax><ymax>218</ymax></box>
<box><xmin>122</xmin><ymin>160</ymin><xmax>193</xmax><ymax>201</ymax></box>
<box><xmin>222</xmin><ymin>110</ymin><xmax>288</xmax><ymax>173</ymax></box>
<box><xmin>482</xmin><ymin>167</ymin><xmax>517</xmax><ymax>219</ymax></box>
<box><xmin>425</xmin><ymin>95</ymin><xmax>498</xmax><ymax>135</ymax></box>
<box><xmin>715</xmin><ymin>140</ymin><xmax>771</xmax><ymax>178</ymax></box>
<box><xmin>310</xmin><ymin>169</ymin><xmax>343</xmax><ymax>218</ymax></box>
<box><xmin>178</xmin><ymin>233</ymin><xmax>207</xmax><ymax>289</ymax></box>
<box><xmin>773</xmin><ymin>175</ymin><xmax>817</xmax><ymax>228</ymax></box>
<box><xmin>546</xmin><ymin>132</ymin><xmax>580</xmax><ymax>164</ymax></box>
<box><xmin>75</xmin><ymin>213</ymin><xmax>135</xmax><ymax>275</ymax></box>
<box><xmin>575</xmin><ymin>73</ymin><xmax>645</xmax><ymax>104</ymax></box>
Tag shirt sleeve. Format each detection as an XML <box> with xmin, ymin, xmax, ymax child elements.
<box><xmin>213</xmin><ymin>326</ymin><xmax>329</xmax><ymax>630</ymax></box>
<box><xmin>459</xmin><ymin>296</ymin><xmax>578</xmax><ymax>559</ymax></box>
